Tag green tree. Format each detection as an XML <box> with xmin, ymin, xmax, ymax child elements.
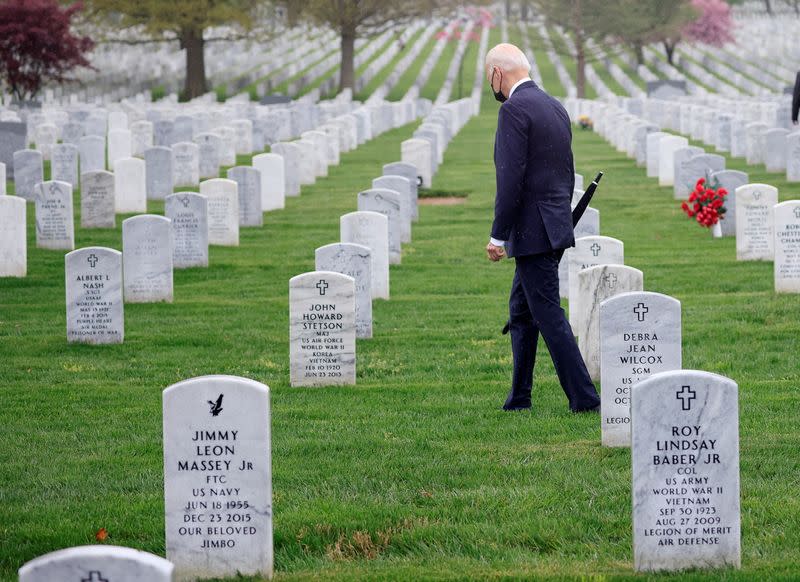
<box><xmin>611</xmin><ymin>0</ymin><xmax>696</xmax><ymax>66</ymax></box>
<box><xmin>85</xmin><ymin>0</ymin><xmax>273</xmax><ymax>99</ymax></box>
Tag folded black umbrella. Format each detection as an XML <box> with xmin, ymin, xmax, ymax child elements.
<box><xmin>501</xmin><ymin>171</ymin><xmax>604</xmax><ymax>335</ymax></box>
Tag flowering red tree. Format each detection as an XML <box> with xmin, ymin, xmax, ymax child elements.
<box><xmin>683</xmin><ymin>0</ymin><xmax>734</xmax><ymax>47</ymax></box>
<box><xmin>0</xmin><ymin>0</ymin><xmax>94</xmax><ymax>102</ymax></box>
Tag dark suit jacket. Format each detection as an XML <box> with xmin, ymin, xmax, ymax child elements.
<box><xmin>491</xmin><ymin>80</ymin><xmax>575</xmax><ymax>258</ymax></box>
<box><xmin>793</xmin><ymin>72</ymin><xmax>800</xmax><ymax>123</ymax></box>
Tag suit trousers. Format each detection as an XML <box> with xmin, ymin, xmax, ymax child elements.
<box><xmin>505</xmin><ymin>251</ymin><xmax>600</xmax><ymax>411</ymax></box>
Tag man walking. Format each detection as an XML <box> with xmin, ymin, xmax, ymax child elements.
<box><xmin>484</xmin><ymin>43</ymin><xmax>600</xmax><ymax>413</ymax></box>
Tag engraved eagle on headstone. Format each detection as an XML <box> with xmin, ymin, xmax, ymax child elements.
<box><xmin>207</xmin><ymin>394</ymin><xmax>223</xmax><ymax>416</ymax></box>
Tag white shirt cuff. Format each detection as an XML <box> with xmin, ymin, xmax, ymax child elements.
<box><xmin>489</xmin><ymin>237</ymin><xmax>505</xmax><ymax>247</ymax></box>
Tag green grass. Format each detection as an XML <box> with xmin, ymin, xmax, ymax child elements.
<box><xmin>1</xmin><ymin>84</ymin><xmax>799</xmax><ymax>582</ymax></box>
<box><xmin>355</xmin><ymin>28</ymin><xmax>425</xmax><ymax>102</ymax></box>
<box><xmin>386</xmin><ymin>28</ymin><xmax>443</xmax><ymax>102</ymax></box>
<box><xmin>420</xmin><ymin>36</ymin><xmax>459</xmax><ymax>101</ymax></box>
<box><xmin>525</xmin><ymin>25</ymin><xmax>566</xmax><ymax>97</ymax></box>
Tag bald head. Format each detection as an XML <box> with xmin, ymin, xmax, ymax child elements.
<box><xmin>485</xmin><ymin>43</ymin><xmax>531</xmax><ymax>102</ymax></box>
<box><xmin>485</xmin><ymin>43</ymin><xmax>530</xmax><ymax>77</ymax></box>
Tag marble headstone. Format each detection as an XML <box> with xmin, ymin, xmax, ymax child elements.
<box><xmin>289</xmin><ymin>271</ymin><xmax>357</xmax><ymax>387</ymax></box>
<box><xmin>19</xmin><ymin>545</ymin><xmax>173</xmax><ymax>582</ymax></box>
<box><xmin>372</xmin><ymin>175</ymin><xmax>412</xmax><ymax>243</ymax></box>
<box><xmin>114</xmin><ymin>157</ymin><xmax>147</xmax><ymax>214</ymax></box>
<box><xmin>165</xmin><ymin>193</ymin><xmax>209</xmax><ymax>268</ymax></box>
<box><xmin>0</xmin><ymin>196</ymin><xmax>26</xmax><ymax>277</ymax></box>
<box><xmin>671</xmin><ymin>146</ymin><xmax>705</xmax><ymax>199</ymax></box>
<box><xmin>401</xmin><ymin>139</ymin><xmax>433</xmax><ymax>188</ymax></box>
<box><xmin>108</xmin><ymin>128</ymin><xmax>132</xmax><ymax>170</ymax></box>
<box><xmin>658</xmin><ymin>135</ymin><xmax>689</xmax><ymax>187</ymax></box>
<box><xmin>568</xmin><ymin>235</ymin><xmax>624</xmax><ymax>329</ymax></box>
<box><xmin>786</xmin><ymin>132</ymin><xmax>800</xmax><ymax>182</ymax></box>
<box><xmin>12</xmin><ymin>150</ymin><xmax>43</xmax><ymax>202</ymax></box>
<box><xmin>340</xmin><ymin>211</ymin><xmax>390</xmax><ymax>300</ymax></box>
<box><xmin>773</xmin><ymin>201</ymin><xmax>800</xmax><ymax>293</ymax></box>
<box><xmin>35</xmin><ymin>180</ymin><xmax>74</xmax><ymax>250</ymax></box>
<box><xmin>0</xmin><ymin>121</ymin><xmax>27</xmax><ymax>179</ymax></box>
<box><xmin>577</xmin><ymin>264</ymin><xmax>644</xmax><ymax>381</ymax></box>
<box><xmin>79</xmin><ymin>135</ymin><xmax>106</xmax><ymax>174</ymax></box>
<box><xmin>315</xmin><ymin>243</ymin><xmax>373</xmax><ymax>339</ymax></box>
<box><xmin>227</xmin><ymin>166</ymin><xmax>263</xmax><ymax>227</ymax></box>
<box><xmin>735</xmin><ymin>184</ymin><xmax>778</xmax><ymax>261</ymax></box>
<box><xmin>163</xmin><ymin>375</ymin><xmax>273</xmax><ymax>581</ymax></box>
<box><xmin>710</xmin><ymin>170</ymin><xmax>748</xmax><ymax>237</ymax></box>
<box><xmin>269</xmin><ymin>142</ymin><xmax>300</xmax><ymax>197</ymax></box>
<box><xmin>81</xmin><ymin>170</ymin><xmax>116</xmax><ymax>229</ymax></box>
<box><xmin>50</xmin><ymin>143</ymin><xmax>79</xmax><ymax>188</ymax></box>
<box><xmin>632</xmin><ymin>370</ymin><xmax>740</xmax><ymax>572</ymax></box>
<box><xmin>383</xmin><ymin>161</ymin><xmax>419</xmax><ymax>221</ymax></box>
<box><xmin>599</xmin><ymin>292</ymin><xmax>682</xmax><ymax>447</ymax></box>
<box><xmin>559</xmin><ymin>207</ymin><xmax>600</xmax><ymax>298</ymax></box>
<box><xmin>65</xmin><ymin>247</ymin><xmax>124</xmax><ymax>344</ymax></box>
<box><xmin>123</xmin><ymin>215</ymin><xmax>173</xmax><ymax>303</ymax></box>
<box><xmin>195</xmin><ymin>133</ymin><xmax>222</xmax><ymax>179</ymax></box>
<box><xmin>357</xmin><ymin>189</ymin><xmax>402</xmax><ymax>264</ymax></box>
<box><xmin>172</xmin><ymin>142</ymin><xmax>200</xmax><ymax>188</ymax></box>
<box><xmin>200</xmin><ymin>178</ymin><xmax>239</xmax><ymax>247</ymax></box>
<box><xmin>252</xmin><ymin>153</ymin><xmax>285</xmax><ymax>211</ymax></box>
<box><xmin>145</xmin><ymin>146</ymin><xmax>174</xmax><ymax>201</ymax></box>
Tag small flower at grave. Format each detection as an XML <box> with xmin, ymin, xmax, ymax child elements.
<box><xmin>95</xmin><ymin>527</ymin><xmax>108</xmax><ymax>542</ymax></box>
<box><xmin>681</xmin><ymin>176</ymin><xmax>727</xmax><ymax>229</ymax></box>
<box><xmin>578</xmin><ymin>115</ymin><xmax>593</xmax><ymax>130</ymax></box>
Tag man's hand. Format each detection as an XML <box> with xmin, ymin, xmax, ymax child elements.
<box><xmin>486</xmin><ymin>243</ymin><xmax>506</xmax><ymax>262</ymax></box>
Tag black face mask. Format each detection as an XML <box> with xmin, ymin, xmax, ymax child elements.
<box><xmin>491</xmin><ymin>69</ymin><xmax>506</xmax><ymax>103</ymax></box>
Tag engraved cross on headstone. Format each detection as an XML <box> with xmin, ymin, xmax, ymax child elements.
<box><xmin>676</xmin><ymin>385</ymin><xmax>696</xmax><ymax>411</ymax></box>
<box><xmin>753</xmin><ymin>190</ymin><xmax>762</xmax><ymax>201</ymax></box>
<box><xmin>179</xmin><ymin>195</ymin><xmax>191</xmax><ymax>208</ymax></box>
<box><xmin>81</xmin><ymin>572</ymin><xmax>109</xmax><ymax>582</ymax></box>
<box><xmin>87</xmin><ymin>254</ymin><xmax>99</xmax><ymax>268</ymax></box>
<box><xmin>316</xmin><ymin>279</ymin><xmax>329</xmax><ymax>295</ymax></box>
<box><xmin>590</xmin><ymin>243</ymin><xmax>601</xmax><ymax>257</ymax></box>
<box><xmin>794</xmin><ymin>207</ymin><xmax>800</xmax><ymax>220</ymax></box>
<box><xmin>603</xmin><ymin>273</ymin><xmax>618</xmax><ymax>288</ymax></box>
<box><xmin>633</xmin><ymin>302</ymin><xmax>649</xmax><ymax>321</ymax></box>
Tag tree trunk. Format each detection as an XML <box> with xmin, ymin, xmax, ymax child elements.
<box><xmin>182</xmin><ymin>28</ymin><xmax>207</xmax><ymax>100</ymax></box>
<box><xmin>339</xmin><ymin>25</ymin><xmax>356</xmax><ymax>93</ymax></box>
<box><xmin>664</xmin><ymin>40</ymin><xmax>677</xmax><ymax>66</ymax></box>
<box><xmin>764</xmin><ymin>0</ymin><xmax>773</xmax><ymax>14</ymax></box>
<box><xmin>633</xmin><ymin>42</ymin><xmax>644</xmax><ymax>66</ymax></box>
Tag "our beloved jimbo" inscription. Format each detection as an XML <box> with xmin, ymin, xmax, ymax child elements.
<box><xmin>163</xmin><ymin>375</ymin><xmax>273</xmax><ymax>581</ymax></box>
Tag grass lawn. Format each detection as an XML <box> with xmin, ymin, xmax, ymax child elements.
<box><xmin>1</xmin><ymin>83</ymin><xmax>799</xmax><ymax>581</ymax></box>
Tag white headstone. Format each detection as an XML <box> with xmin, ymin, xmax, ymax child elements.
<box><xmin>13</xmin><ymin>149</ymin><xmax>43</xmax><ymax>202</ymax></box>
<box><xmin>145</xmin><ymin>146</ymin><xmax>174</xmax><ymax>201</ymax></box>
<box><xmin>65</xmin><ymin>247</ymin><xmax>124</xmax><ymax>344</ymax></box>
<box><xmin>568</xmin><ymin>235</ymin><xmax>624</xmax><ymax>330</ymax></box>
<box><xmin>773</xmin><ymin>200</ymin><xmax>800</xmax><ymax>293</ymax></box>
<box><xmin>79</xmin><ymin>135</ymin><xmax>106</xmax><ymax>174</ymax></box>
<box><xmin>270</xmin><ymin>142</ymin><xmax>300</xmax><ymax>197</ymax></box>
<box><xmin>114</xmin><ymin>157</ymin><xmax>147</xmax><ymax>214</ymax></box>
<box><xmin>357</xmin><ymin>189</ymin><xmax>402</xmax><ymax>264</ymax></box>
<box><xmin>401</xmin><ymin>139</ymin><xmax>433</xmax><ymax>188</ymax></box>
<box><xmin>383</xmin><ymin>161</ymin><xmax>419</xmax><ymax>221</ymax></box>
<box><xmin>35</xmin><ymin>180</ymin><xmax>74</xmax><ymax>250</ymax></box>
<box><xmin>658</xmin><ymin>135</ymin><xmax>689</xmax><ymax>187</ymax></box>
<box><xmin>289</xmin><ymin>271</ymin><xmax>357</xmax><ymax>387</ymax></box>
<box><xmin>786</xmin><ymin>132</ymin><xmax>800</xmax><ymax>182</ymax></box>
<box><xmin>50</xmin><ymin>143</ymin><xmax>79</xmax><ymax>188</ymax></box>
<box><xmin>252</xmin><ymin>153</ymin><xmax>285</xmax><ymax>211</ymax></box>
<box><xmin>559</xmin><ymin>207</ymin><xmax>600</xmax><ymax>298</ymax></box>
<box><xmin>81</xmin><ymin>170</ymin><xmax>116</xmax><ymax>229</ymax></box>
<box><xmin>227</xmin><ymin>166</ymin><xmax>262</xmax><ymax>227</ymax></box>
<box><xmin>131</xmin><ymin>120</ymin><xmax>154</xmax><ymax>157</ymax></box>
<box><xmin>577</xmin><ymin>264</ymin><xmax>644</xmax><ymax>381</ymax></box>
<box><xmin>123</xmin><ymin>215</ymin><xmax>173</xmax><ymax>303</ymax></box>
<box><xmin>632</xmin><ymin>370</ymin><xmax>741</xmax><ymax>572</ymax></box>
<box><xmin>165</xmin><ymin>193</ymin><xmax>209</xmax><ymax>269</ymax></box>
<box><xmin>711</xmin><ymin>170</ymin><xmax>748</xmax><ymax>237</ymax></box>
<box><xmin>108</xmin><ymin>128</ymin><xmax>132</xmax><ymax>171</ymax></box>
<box><xmin>0</xmin><ymin>196</ymin><xmax>26</xmax><ymax>277</ymax></box>
<box><xmin>19</xmin><ymin>545</ymin><xmax>173</xmax><ymax>582</ymax></box>
<box><xmin>340</xmin><ymin>211</ymin><xmax>389</xmax><ymax>300</ymax></box>
<box><xmin>172</xmin><ymin>142</ymin><xmax>200</xmax><ymax>188</ymax></box>
<box><xmin>200</xmin><ymin>178</ymin><xmax>239</xmax><ymax>247</ymax></box>
<box><xmin>735</xmin><ymin>184</ymin><xmax>778</xmax><ymax>261</ymax></box>
<box><xmin>163</xmin><ymin>375</ymin><xmax>273</xmax><ymax>581</ymax></box>
<box><xmin>372</xmin><ymin>176</ymin><xmax>412</xmax><ymax>243</ymax></box>
<box><xmin>315</xmin><ymin>243</ymin><xmax>373</xmax><ymax>339</ymax></box>
<box><xmin>600</xmin><ymin>292</ymin><xmax>682</xmax><ymax>447</ymax></box>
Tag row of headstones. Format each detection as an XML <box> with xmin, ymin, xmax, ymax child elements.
<box><xmin>562</xmin><ymin>190</ymin><xmax>743</xmax><ymax>571</ymax></box>
<box><xmin>288</xmin><ymin>94</ymin><xmax>478</xmax><ymax>386</ymax></box>
<box><xmin>574</xmin><ymin>99</ymin><xmax>800</xmax><ymax>293</ymax></box>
